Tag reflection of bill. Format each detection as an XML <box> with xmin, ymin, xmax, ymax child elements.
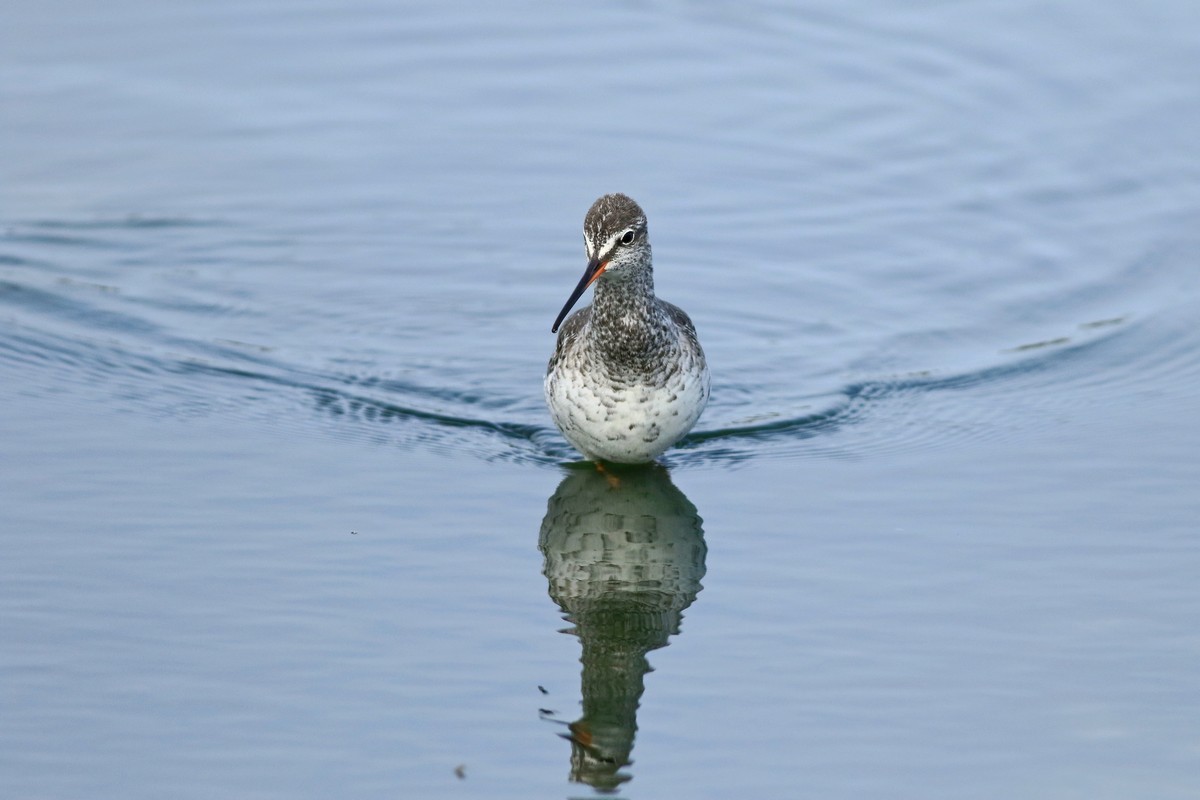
<box><xmin>539</xmin><ymin>465</ymin><xmax>706</xmax><ymax>792</ymax></box>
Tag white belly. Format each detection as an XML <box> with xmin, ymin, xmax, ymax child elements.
<box><xmin>545</xmin><ymin>361</ymin><xmax>709</xmax><ymax>463</ymax></box>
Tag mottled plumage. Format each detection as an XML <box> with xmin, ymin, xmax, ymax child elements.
<box><xmin>545</xmin><ymin>194</ymin><xmax>709</xmax><ymax>463</ymax></box>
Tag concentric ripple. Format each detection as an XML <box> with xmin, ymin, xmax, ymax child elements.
<box><xmin>5</xmin><ymin>218</ymin><xmax>1197</xmax><ymax>470</ymax></box>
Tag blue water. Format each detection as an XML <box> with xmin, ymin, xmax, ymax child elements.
<box><xmin>3</xmin><ymin>1</ymin><xmax>1200</xmax><ymax>797</ymax></box>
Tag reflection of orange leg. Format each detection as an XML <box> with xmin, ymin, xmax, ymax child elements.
<box><xmin>567</xmin><ymin>721</ymin><xmax>594</xmax><ymax>748</ymax></box>
<box><xmin>595</xmin><ymin>462</ymin><xmax>621</xmax><ymax>489</ymax></box>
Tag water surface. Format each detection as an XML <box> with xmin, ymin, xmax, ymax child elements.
<box><xmin>3</xmin><ymin>1</ymin><xmax>1199</xmax><ymax>797</ymax></box>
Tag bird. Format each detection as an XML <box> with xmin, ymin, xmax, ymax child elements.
<box><xmin>545</xmin><ymin>193</ymin><xmax>709</xmax><ymax>464</ymax></box>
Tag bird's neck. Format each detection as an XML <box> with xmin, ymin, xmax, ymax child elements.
<box><xmin>588</xmin><ymin>259</ymin><xmax>672</xmax><ymax>369</ymax></box>
<box><xmin>592</xmin><ymin>259</ymin><xmax>656</xmax><ymax>324</ymax></box>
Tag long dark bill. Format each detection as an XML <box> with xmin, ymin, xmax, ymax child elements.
<box><xmin>551</xmin><ymin>257</ymin><xmax>606</xmax><ymax>333</ymax></box>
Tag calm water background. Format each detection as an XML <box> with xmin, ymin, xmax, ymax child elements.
<box><xmin>3</xmin><ymin>1</ymin><xmax>1200</xmax><ymax>797</ymax></box>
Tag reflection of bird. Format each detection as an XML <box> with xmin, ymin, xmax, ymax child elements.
<box><xmin>539</xmin><ymin>464</ymin><xmax>706</xmax><ymax>792</ymax></box>
<box><xmin>546</xmin><ymin>194</ymin><xmax>709</xmax><ymax>464</ymax></box>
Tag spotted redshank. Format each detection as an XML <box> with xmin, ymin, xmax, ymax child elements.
<box><xmin>545</xmin><ymin>194</ymin><xmax>709</xmax><ymax>463</ymax></box>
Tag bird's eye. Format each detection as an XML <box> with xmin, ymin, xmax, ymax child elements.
<box><xmin>620</xmin><ymin>230</ymin><xmax>635</xmax><ymax>245</ymax></box>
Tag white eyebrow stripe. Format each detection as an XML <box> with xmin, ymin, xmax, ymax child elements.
<box><xmin>588</xmin><ymin>232</ymin><xmax>622</xmax><ymax>262</ymax></box>
<box><xmin>600</xmin><ymin>233</ymin><xmax>621</xmax><ymax>258</ymax></box>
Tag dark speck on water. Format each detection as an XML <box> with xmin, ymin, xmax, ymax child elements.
<box><xmin>3</xmin><ymin>1</ymin><xmax>1200</xmax><ymax>798</ymax></box>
